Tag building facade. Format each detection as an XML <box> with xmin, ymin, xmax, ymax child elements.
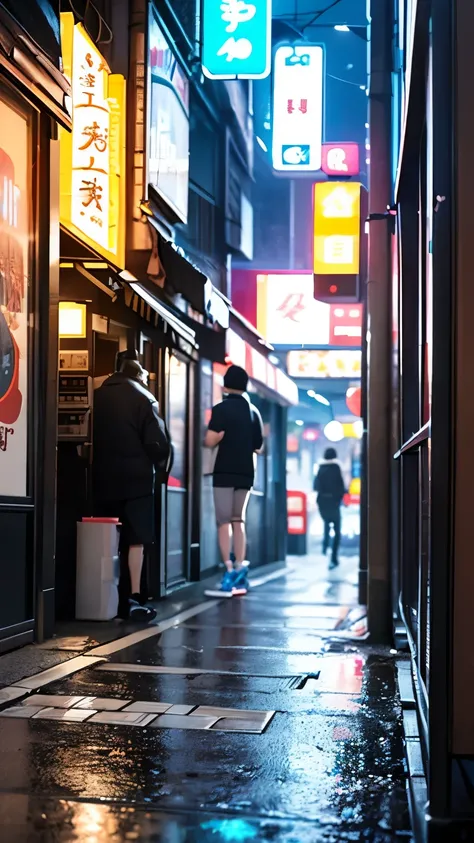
<box><xmin>0</xmin><ymin>1</ymin><xmax>71</xmax><ymax>651</ymax></box>
<box><xmin>389</xmin><ymin>0</ymin><xmax>474</xmax><ymax>837</ymax></box>
<box><xmin>0</xmin><ymin>0</ymin><xmax>297</xmax><ymax>646</ymax></box>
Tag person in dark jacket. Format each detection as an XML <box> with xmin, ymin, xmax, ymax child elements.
<box><xmin>93</xmin><ymin>358</ymin><xmax>171</xmax><ymax>621</ymax></box>
<box><xmin>313</xmin><ymin>447</ymin><xmax>346</xmax><ymax>570</ymax></box>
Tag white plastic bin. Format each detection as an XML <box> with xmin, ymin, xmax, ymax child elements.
<box><xmin>76</xmin><ymin>518</ymin><xmax>120</xmax><ymax>621</ymax></box>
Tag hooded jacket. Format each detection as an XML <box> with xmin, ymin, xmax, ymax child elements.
<box><xmin>93</xmin><ymin>372</ymin><xmax>171</xmax><ymax>502</ymax></box>
<box><xmin>313</xmin><ymin>460</ymin><xmax>345</xmax><ymax>505</ymax></box>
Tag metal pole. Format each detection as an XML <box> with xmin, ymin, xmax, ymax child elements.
<box><xmin>366</xmin><ymin>0</ymin><xmax>393</xmax><ymax>642</ymax></box>
<box><xmin>289</xmin><ymin>180</ymin><xmax>296</xmax><ymax>269</ymax></box>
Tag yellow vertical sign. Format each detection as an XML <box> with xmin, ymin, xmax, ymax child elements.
<box><xmin>59</xmin><ymin>12</ymin><xmax>126</xmax><ymax>267</ymax></box>
<box><xmin>313</xmin><ymin>181</ymin><xmax>361</xmax><ymax>275</ymax></box>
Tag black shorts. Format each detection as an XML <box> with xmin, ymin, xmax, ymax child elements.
<box><xmin>96</xmin><ymin>496</ymin><xmax>155</xmax><ymax>547</ymax></box>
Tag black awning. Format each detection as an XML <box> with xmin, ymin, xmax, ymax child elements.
<box><xmin>0</xmin><ymin>3</ymin><xmax>71</xmax><ymax>129</ymax></box>
<box><xmin>148</xmin><ymin>223</ymin><xmax>207</xmax><ymax>314</ymax></box>
<box><xmin>124</xmin><ymin>280</ymin><xmax>198</xmax><ymax>356</ymax></box>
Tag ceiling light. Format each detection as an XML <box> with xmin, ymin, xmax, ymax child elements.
<box><xmin>314</xmin><ymin>394</ymin><xmax>330</xmax><ymax>406</ymax></box>
<box><xmin>295</xmin><ymin>419</ymin><xmax>304</xmax><ymax>427</ymax></box>
<box><xmin>335</xmin><ymin>24</ymin><xmax>350</xmax><ymax>32</ymax></box>
<box><xmin>256</xmin><ymin>136</ymin><xmax>268</xmax><ymax>152</ymax></box>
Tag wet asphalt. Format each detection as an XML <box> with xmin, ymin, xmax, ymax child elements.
<box><xmin>0</xmin><ymin>556</ymin><xmax>412</xmax><ymax>842</ymax></box>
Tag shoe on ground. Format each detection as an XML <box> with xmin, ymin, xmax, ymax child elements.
<box><xmin>232</xmin><ymin>568</ymin><xmax>249</xmax><ymax>592</ymax></box>
<box><xmin>128</xmin><ymin>593</ymin><xmax>157</xmax><ymax>622</ymax></box>
<box><xmin>220</xmin><ymin>570</ymin><xmax>239</xmax><ymax>592</ymax></box>
<box><xmin>328</xmin><ymin>559</ymin><xmax>339</xmax><ymax>571</ymax></box>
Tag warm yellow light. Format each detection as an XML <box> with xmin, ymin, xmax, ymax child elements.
<box><xmin>59</xmin><ymin>301</ymin><xmax>87</xmax><ymax>338</ymax></box>
<box><xmin>349</xmin><ymin>477</ymin><xmax>361</xmax><ymax>495</ymax></box>
<box><xmin>59</xmin><ymin>13</ymin><xmax>126</xmax><ymax>268</ymax></box>
<box><xmin>313</xmin><ymin>182</ymin><xmax>361</xmax><ymax>275</ymax></box>
<box><xmin>60</xmin><ymin>262</ymin><xmax>74</xmax><ymax>268</ymax></box>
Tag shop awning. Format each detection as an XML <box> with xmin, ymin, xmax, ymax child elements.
<box><xmin>60</xmin><ymin>224</ymin><xmax>227</xmax><ymax>362</ymax></box>
<box><xmin>0</xmin><ymin>4</ymin><xmax>72</xmax><ymax>130</ymax></box>
<box><xmin>147</xmin><ymin>220</ymin><xmax>229</xmax><ymax>328</ymax></box>
<box><xmin>122</xmin><ymin>278</ymin><xmax>198</xmax><ymax>353</ymax></box>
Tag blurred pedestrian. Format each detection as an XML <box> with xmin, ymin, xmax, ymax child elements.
<box><xmin>314</xmin><ymin>447</ymin><xmax>346</xmax><ymax>570</ymax></box>
<box><xmin>204</xmin><ymin>365</ymin><xmax>264</xmax><ymax>593</ymax></box>
<box><xmin>93</xmin><ymin>358</ymin><xmax>171</xmax><ymax>621</ymax></box>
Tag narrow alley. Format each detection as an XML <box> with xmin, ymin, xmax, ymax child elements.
<box><xmin>0</xmin><ymin>558</ymin><xmax>411</xmax><ymax>842</ymax></box>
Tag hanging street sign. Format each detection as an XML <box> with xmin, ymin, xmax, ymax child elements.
<box><xmin>313</xmin><ymin>181</ymin><xmax>361</xmax><ymax>275</ymax></box>
<box><xmin>272</xmin><ymin>44</ymin><xmax>324</xmax><ymax>172</ymax></box>
<box><xmin>60</xmin><ymin>13</ymin><xmax>126</xmax><ymax>266</ymax></box>
<box><xmin>202</xmin><ymin>0</ymin><xmax>272</xmax><ymax>80</ymax></box>
<box><xmin>321</xmin><ymin>142</ymin><xmax>360</xmax><ymax>176</ymax></box>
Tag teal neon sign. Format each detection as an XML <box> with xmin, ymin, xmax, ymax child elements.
<box><xmin>202</xmin><ymin>0</ymin><xmax>271</xmax><ymax>80</ymax></box>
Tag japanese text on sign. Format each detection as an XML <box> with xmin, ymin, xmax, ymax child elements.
<box><xmin>202</xmin><ymin>0</ymin><xmax>271</xmax><ymax>79</ymax></box>
<box><xmin>272</xmin><ymin>44</ymin><xmax>324</xmax><ymax>172</ymax></box>
<box><xmin>313</xmin><ymin>182</ymin><xmax>361</xmax><ymax>275</ymax></box>
<box><xmin>71</xmin><ymin>26</ymin><xmax>110</xmax><ymax>249</ymax></box>
<box><xmin>60</xmin><ymin>14</ymin><xmax>125</xmax><ymax>264</ymax></box>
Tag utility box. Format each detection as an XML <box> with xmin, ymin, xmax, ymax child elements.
<box><xmin>76</xmin><ymin>518</ymin><xmax>120</xmax><ymax>621</ymax></box>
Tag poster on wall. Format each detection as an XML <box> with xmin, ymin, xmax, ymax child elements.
<box><xmin>0</xmin><ymin>98</ymin><xmax>29</xmax><ymax>497</ymax></box>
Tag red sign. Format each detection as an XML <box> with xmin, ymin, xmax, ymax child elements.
<box><xmin>329</xmin><ymin>304</ymin><xmax>363</xmax><ymax>347</ymax></box>
<box><xmin>321</xmin><ymin>143</ymin><xmax>360</xmax><ymax>176</ymax></box>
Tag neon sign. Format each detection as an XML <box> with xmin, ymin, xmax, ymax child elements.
<box><xmin>202</xmin><ymin>0</ymin><xmax>272</xmax><ymax>80</ymax></box>
<box><xmin>60</xmin><ymin>13</ymin><xmax>125</xmax><ymax>265</ymax></box>
<box><xmin>313</xmin><ymin>182</ymin><xmax>361</xmax><ymax>275</ymax></box>
<box><xmin>272</xmin><ymin>45</ymin><xmax>324</xmax><ymax>172</ymax></box>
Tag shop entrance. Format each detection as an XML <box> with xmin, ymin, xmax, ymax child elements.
<box><xmin>164</xmin><ymin>351</ymin><xmax>190</xmax><ymax>589</ymax></box>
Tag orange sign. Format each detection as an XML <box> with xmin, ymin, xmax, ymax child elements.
<box><xmin>313</xmin><ymin>181</ymin><xmax>361</xmax><ymax>275</ymax></box>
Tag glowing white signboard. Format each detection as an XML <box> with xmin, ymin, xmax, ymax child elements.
<box><xmin>272</xmin><ymin>44</ymin><xmax>324</xmax><ymax>172</ymax></box>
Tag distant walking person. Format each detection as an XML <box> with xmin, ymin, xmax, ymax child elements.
<box><xmin>314</xmin><ymin>447</ymin><xmax>346</xmax><ymax>570</ymax></box>
<box><xmin>93</xmin><ymin>358</ymin><xmax>171</xmax><ymax>621</ymax></box>
<box><xmin>204</xmin><ymin>365</ymin><xmax>264</xmax><ymax>593</ymax></box>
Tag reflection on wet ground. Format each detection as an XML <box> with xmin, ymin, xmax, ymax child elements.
<box><xmin>0</xmin><ymin>555</ymin><xmax>412</xmax><ymax>841</ymax></box>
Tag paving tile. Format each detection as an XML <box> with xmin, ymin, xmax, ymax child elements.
<box><xmin>403</xmin><ymin>710</ymin><xmax>420</xmax><ymax>739</ymax></box>
<box><xmin>18</xmin><ymin>656</ymin><xmax>105</xmax><ymax>689</ymax></box>
<box><xmin>190</xmin><ymin>706</ymin><xmax>272</xmax><ymax>722</ymax></box>
<box><xmin>23</xmin><ymin>695</ymin><xmax>86</xmax><ymax>709</ymax></box>
<box><xmin>0</xmin><ymin>686</ymin><xmax>28</xmax><ymax>705</ymax></box>
<box><xmin>36</xmin><ymin>637</ymin><xmax>91</xmax><ymax>652</ymax></box>
<box><xmin>73</xmin><ymin>697</ymin><xmax>130</xmax><ymax>711</ymax></box>
<box><xmin>88</xmin><ymin>711</ymin><xmax>157</xmax><ymax>727</ymax></box>
<box><xmin>122</xmin><ymin>701</ymin><xmax>172</xmax><ymax>714</ymax></box>
<box><xmin>0</xmin><ymin>706</ymin><xmax>47</xmax><ymax>719</ymax></box>
<box><xmin>32</xmin><ymin>707</ymin><xmax>96</xmax><ymax>722</ymax></box>
<box><xmin>406</xmin><ymin>739</ymin><xmax>425</xmax><ymax>778</ymax></box>
<box><xmin>211</xmin><ymin>718</ymin><xmax>267</xmax><ymax>733</ymax></box>
<box><xmin>150</xmin><ymin>714</ymin><xmax>218</xmax><ymax>730</ymax></box>
<box><xmin>165</xmin><ymin>704</ymin><xmax>195</xmax><ymax>715</ymax></box>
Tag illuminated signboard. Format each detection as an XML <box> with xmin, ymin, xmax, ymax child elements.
<box><xmin>313</xmin><ymin>181</ymin><xmax>361</xmax><ymax>275</ymax></box>
<box><xmin>257</xmin><ymin>273</ymin><xmax>330</xmax><ymax>345</ymax></box>
<box><xmin>256</xmin><ymin>273</ymin><xmax>363</xmax><ymax>346</ymax></box>
<box><xmin>272</xmin><ymin>44</ymin><xmax>324</xmax><ymax>172</ymax></box>
<box><xmin>329</xmin><ymin>304</ymin><xmax>362</xmax><ymax>346</ymax></box>
<box><xmin>60</xmin><ymin>13</ymin><xmax>125</xmax><ymax>265</ymax></box>
<box><xmin>202</xmin><ymin>0</ymin><xmax>271</xmax><ymax>80</ymax></box>
<box><xmin>287</xmin><ymin>349</ymin><xmax>362</xmax><ymax>379</ymax></box>
<box><xmin>321</xmin><ymin>142</ymin><xmax>360</xmax><ymax>176</ymax></box>
<box><xmin>149</xmin><ymin>15</ymin><xmax>189</xmax><ymax>222</ymax></box>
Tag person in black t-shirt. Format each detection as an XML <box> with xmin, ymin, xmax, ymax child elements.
<box><xmin>205</xmin><ymin>365</ymin><xmax>264</xmax><ymax>592</ymax></box>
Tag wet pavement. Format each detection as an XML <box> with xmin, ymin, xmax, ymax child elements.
<box><xmin>0</xmin><ymin>555</ymin><xmax>412</xmax><ymax>841</ymax></box>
